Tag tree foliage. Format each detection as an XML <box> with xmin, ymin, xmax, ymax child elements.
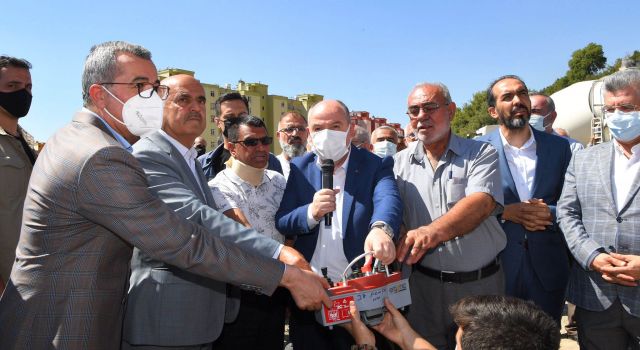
<box><xmin>452</xmin><ymin>43</ymin><xmax>638</xmax><ymax>138</ymax></box>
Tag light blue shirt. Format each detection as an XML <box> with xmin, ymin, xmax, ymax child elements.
<box><xmin>84</xmin><ymin>108</ymin><xmax>133</xmax><ymax>153</ymax></box>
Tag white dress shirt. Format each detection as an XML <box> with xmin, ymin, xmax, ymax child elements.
<box><xmin>612</xmin><ymin>140</ymin><xmax>640</xmax><ymax>212</ymax></box>
<box><xmin>500</xmin><ymin>127</ymin><xmax>537</xmax><ymax>201</ymax></box>
<box><xmin>276</xmin><ymin>153</ymin><xmax>291</xmax><ymax>180</ymax></box>
<box><xmin>306</xmin><ymin>153</ymin><xmax>351</xmax><ymax>281</ymax></box>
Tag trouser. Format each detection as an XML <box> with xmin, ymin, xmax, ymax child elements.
<box><xmin>575</xmin><ymin>299</ymin><xmax>640</xmax><ymax>350</ymax></box>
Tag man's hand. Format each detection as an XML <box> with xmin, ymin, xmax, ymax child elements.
<box><xmin>599</xmin><ymin>253</ymin><xmax>640</xmax><ymax>287</ymax></box>
<box><xmin>280</xmin><ymin>265</ymin><xmax>331</xmax><ymax>310</ymax></box>
<box><xmin>372</xmin><ymin>299</ymin><xmax>436</xmax><ymax>350</ymax></box>
<box><xmin>343</xmin><ymin>301</ymin><xmax>376</xmax><ymax>347</ymax></box>
<box><xmin>278</xmin><ymin>246</ymin><xmax>311</xmax><ymax>271</ymax></box>
<box><xmin>364</xmin><ymin>228</ymin><xmax>395</xmax><ymax>265</ymax></box>
<box><xmin>309</xmin><ymin>188</ymin><xmax>339</xmax><ymax>221</ymax></box>
<box><xmin>396</xmin><ymin>225</ymin><xmax>446</xmax><ymax>265</ymax></box>
<box><xmin>502</xmin><ymin>199</ymin><xmax>552</xmax><ymax>231</ymax></box>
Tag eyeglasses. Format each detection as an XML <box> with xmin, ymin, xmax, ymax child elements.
<box><xmin>278</xmin><ymin>126</ymin><xmax>307</xmax><ymax>134</ymax></box>
<box><xmin>406</xmin><ymin>102</ymin><xmax>449</xmax><ymax>119</ymax></box>
<box><xmin>602</xmin><ymin>103</ymin><xmax>640</xmax><ymax>114</ymax></box>
<box><xmin>100</xmin><ymin>81</ymin><xmax>170</xmax><ymax>100</ymax></box>
<box><xmin>232</xmin><ymin>136</ymin><xmax>273</xmax><ymax>147</ymax></box>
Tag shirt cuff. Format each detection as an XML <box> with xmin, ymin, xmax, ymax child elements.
<box><xmin>272</xmin><ymin>243</ymin><xmax>284</xmax><ymax>260</ymax></box>
<box><xmin>307</xmin><ymin>205</ymin><xmax>320</xmax><ymax>230</ymax></box>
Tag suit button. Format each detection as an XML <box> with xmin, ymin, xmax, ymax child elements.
<box><xmin>616</xmin><ymin>217</ymin><xmax>623</xmax><ymax>223</ymax></box>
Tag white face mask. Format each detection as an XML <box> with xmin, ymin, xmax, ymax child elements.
<box><xmin>373</xmin><ymin>140</ymin><xmax>397</xmax><ymax>158</ymax></box>
<box><xmin>311</xmin><ymin>126</ymin><xmax>350</xmax><ymax>161</ymax></box>
<box><xmin>606</xmin><ymin>110</ymin><xmax>640</xmax><ymax>142</ymax></box>
<box><xmin>102</xmin><ymin>86</ymin><xmax>163</xmax><ymax>136</ymax></box>
<box><xmin>529</xmin><ymin>113</ymin><xmax>550</xmax><ymax>132</ymax></box>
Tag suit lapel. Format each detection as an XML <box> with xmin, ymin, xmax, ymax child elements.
<box><xmin>342</xmin><ymin>149</ymin><xmax>358</xmax><ymax>230</ymax></box>
<box><xmin>530</xmin><ymin>130</ymin><xmax>547</xmax><ymax>197</ymax></box>
<box><xmin>489</xmin><ymin>131</ymin><xmax>519</xmax><ymax>201</ymax></box>
<box><xmin>196</xmin><ymin>161</ymin><xmax>214</xmax><ymax>206</ymax></box>
<box><xmin>598</xmin><ymin>143</ymin><xmax>617</xmax><ymax>212</ymax></box>
<box><xmin>308</xmin><ymin>154</ymin><xmax>322</xmax><ymax>192</ymax></box>
<box><xmin>150</xmin><ymin>132</ymin><xmax>207</xmax><ymax>202</ymax></box>
<box><xmin>618</xmin><ymin>146</ymin><xmax>640</xmax><ymax>214</ymax></box>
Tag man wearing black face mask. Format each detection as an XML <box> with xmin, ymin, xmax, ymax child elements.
<box><xmin>0</xmin><ymin>55</ymin><xmax>37</xmax><ymax>289</ymax></box>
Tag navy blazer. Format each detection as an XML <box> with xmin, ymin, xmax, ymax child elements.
<box><xmin>275</xmin><ymin>146</ymin><xmax>402</xmax><ymax>263</ymax></box>
<box><xmin>198</xmin><ymin>143</ymin><xmax>282</xmax><ymax>181</ymax></box>
<box><xmin>479</xmin><ymin>128</ymin><xmax>572</xmax><ymax>291</ymax></box>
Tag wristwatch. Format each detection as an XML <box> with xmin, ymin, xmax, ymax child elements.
<box><xmin>371</xmin><ymin>221</ymin><xmax>394</xmax><ymax>239</ymax></box>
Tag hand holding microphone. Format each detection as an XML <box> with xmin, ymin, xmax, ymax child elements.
<box><xmin>310</xmin><ymin>159</ymin><xmax>337</xmax><ymax>224</ymax></box>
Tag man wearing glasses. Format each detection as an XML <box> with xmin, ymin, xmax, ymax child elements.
<box><xmin>393</xmin><ymin>82</ymin><xmax>506</xmax><ymax>349</ymax></box>
<box><xmin>208</xmin><ymin>115</ymin><xmax>292</xmax><ymax>349</ymax></box>
<box><xmin>198</xmin><ymin>92</ymin><xmax>282</xmax><ymax>181</ymax></box>
<box><xmin>558</xmin><ymin>69</ymin><xmax>640</xmax><ymax>349</ymax></box>
<box><xmin>0</xmin><ymin>41</ymin><xmax>330</xmax><ymax>349</ymax></box>
<box><xmin>276</xmin><ymin>111</ymin><xmax>308</xmax><ymax>179</ymax></box>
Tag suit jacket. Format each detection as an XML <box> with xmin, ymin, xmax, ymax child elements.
<box><xmin>123</xmin><ymin>131</ymin><xmax>281</xmax><ymax>346</ymax></box>
<box><xmin>479</xmin><ymin>128</ymin><xmax>572</xmax><ymax>292</ymax></box>
<box><xmin>558</xmin><ymin>141</ymin><xmax>640</xmax><ymax>317</ymax></box>
<box><xmin>275</xmin><ymin>146</ymin><xmax>402</xmax><ymax>263</ymax></box>
<box><xmin>0</xmin><ymin>112</ymin><xmax>284</xmax><ymax>350</ymax></box>
<box><xmin>198</xmin><ymin>142</ymin><xmax>283</xmax><ymax>181</ymax></box>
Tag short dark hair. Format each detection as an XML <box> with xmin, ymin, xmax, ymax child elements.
<box><xmin>0</xmin><ymin>55</ymin><xmax>32</xmax><ymax>79</ymax></box>
<box><xmin>529</xmin><ymin>92</ymin><xmax>556</xmax><ymax>112</ymax></box>
<box><xmin>215</xmin><ymin>92</ymin><xmax>249</xmax><ymax>117</ymax></box>
<box><xmin>451</xmin><ymin>295</ymin><xmax>560</xmax><ymax>350</ymax></box>
<box><xmin>486</xmin><ymin>75</ymin><xmax>526</xmax><ymax>107</ymax></box>
<box><xmin>225</xmin><ymin>115</ymin><xmax>267</xmax><ymax>142</ymax></box>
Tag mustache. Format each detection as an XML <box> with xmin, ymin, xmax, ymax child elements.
<box><xmin>187</xmin><ymin>111</ymin><xmax>203</xmax><ymax>119</ymax></box>
<box><xmin>288</xmin><ymin>136</ymin><xmax>302</xmax><ymax>142</ymax></box>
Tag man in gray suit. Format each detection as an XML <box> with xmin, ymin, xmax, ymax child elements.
<box><xmin>558</xmin><ymin>69</ymin><xmax>640</xmax><ymax>350</ymax></box>
<box><xmin>0</xmin><ymin>41</ymin><xmax>329</xmax><ymax>350</ymax></box>
<box><xmin>123</xmin><ymin>74</ymin><xmax>309</xmax><ymax>349</ymax></box>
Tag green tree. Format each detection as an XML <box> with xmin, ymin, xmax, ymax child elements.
<box><xmin>543</xmin><ymin>43</ymin><xmax>607</xmax><ymax>94</ymax></box>
<box><xmin>452</xmin><ymin>91</ymin><xmax>495</xmax><ymax>138</ymax></box>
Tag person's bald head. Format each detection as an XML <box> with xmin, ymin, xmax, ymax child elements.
<box><xmin>160</xmin><ymin>74</ymin><xmax>207</xmax><ymax>148</ymax></box>
<box><xmin>307</xmin><ymin>99</ymin><xmax>355</xmax><ymax>159</ymax></box>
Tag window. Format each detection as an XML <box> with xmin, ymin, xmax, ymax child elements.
<box><xmin>281</xmin><ymin>102</ymin><xmax>285</xmax><ymax>108</ymax></box>
<box><xmin>210</xmin><ymin>129</ymin><xmax>215</xmax><ymax>136</ymax></box>
<box><xmin>210</xmin><ymin>91</ymin><xmax>215</xmax><ymax>97</ymax></box>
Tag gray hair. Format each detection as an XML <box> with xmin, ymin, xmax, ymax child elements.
<box><xmin>413</xmin><ymin>82</ymin><xmax>452</xmax><ymax>103</ymax></box>
<box><xmin>529</xmin><ymin>92</ymin><xmax>556</xmax><ymax>112</ymax></box>
<box><xmin>82</xmin><ymin>41</ymin><xmax>152</xmax><ymax>107</ymax></box>
<box><xmin>352</xmin><ymin>125</ymin><xmax>370</xmax><ymax>144</ymax></box>
<box><xmin>372</xmin><ymin>125</ymin><xmax>398</xmax><ymax>140</ymax></box>
<box><xmin>603</xmin><ymin>69</ymin><xmax>640</xmax><ymax>95</ymax></box>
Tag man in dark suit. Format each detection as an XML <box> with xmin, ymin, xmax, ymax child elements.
<box><xmin>479</xmin><ymin>75</ymin><xmax>572</xmax><ymax>323</ymax></box>
<box><xmin>0</xmin><ymin>41</ymin><xmax>329</xmax><ymax>350</ymax></box>
<box><xmin>123</xmin><ymin>74</ymin><xmax>310</xmax><ymax>349</ymax></box>
<box><xmin>198</xmin><ymin>92</ymin><xmax>282</xmax><ymax>180</ymax></box>
<box><xmin>276</xmin><ymin>99</ymin><xmax>403</xmax><ymax>350</ymax></box>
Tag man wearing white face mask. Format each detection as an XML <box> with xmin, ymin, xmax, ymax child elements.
<box><xmin>371</xmin><ymin>125</ymin><xmax>400</xmax><ymax>158</ymax></box>
<box><xmin>0</xmin><ymin>41</ymin><xmax>331</xmax><ymax>349</ymax></box>
<box><xmin>528</xmin><ymin>93</ymin><xmax>584</xmax><ymax>154</ymax></box>
<box><xmin>276</xmin><ymin>99</ymin><xmax>403</xmax><ymax>350</ymax></box>
<box><xmin>558</xmin><ymin>69</ymin><xmax>640</xmax><ymax>350</ymax></box>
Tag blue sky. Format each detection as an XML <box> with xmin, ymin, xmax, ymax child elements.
<box><xmin>3</xmin><ymin>0</ymin><xmax>638</xmax><ymax>141</ymax></box>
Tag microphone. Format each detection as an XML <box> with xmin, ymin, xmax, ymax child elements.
<box><xmin>321</xmin><ymin>159</ymin><xmax>334</xmax><ymax>227</ymax></box>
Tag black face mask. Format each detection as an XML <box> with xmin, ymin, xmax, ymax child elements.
<box><xmin>0</xmin><ymin>89</ymin><xmax>32</xmax><ymax>119</ymax></box>
<box><xmin>195</xmin><ymin>145</ymin><xmax>207</xmax><ymax>157</ymax></box>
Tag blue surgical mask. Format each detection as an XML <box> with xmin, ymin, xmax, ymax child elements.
<box><xmin>606</xmin><ymin>110</ymin><xmax>640</xmax><ymax>142</ymax></box>
<box><xmin>529</xmin><ymin>113</ymin><xmax>549</xmax><ymax>132</ymax></box>
<box><xmin>373</xmin><ymin>140</ymin><xmax>397</xmax><ymax>158</ymax></box>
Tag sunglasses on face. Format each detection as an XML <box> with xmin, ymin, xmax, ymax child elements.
<box><xmin>232</xmin><ymin>136</ymin><xmax>273</xmax><ymax>147</ymax></box>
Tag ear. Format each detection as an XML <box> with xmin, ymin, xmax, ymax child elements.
<box><xmin>448</xmin><ymin>101</ymin><xmax>457</xmax><ymax>122</ymax></box>
<box><xmin>488</xmin><ymin>106</ymin><xmax>499</xmax><ymax>120</ymax></box>
<box><xmin>89</xmin><ymin>84</ymin><xmax>107</xmax><ymax>109</ymax></box>
<box><xmin>228</xmin><ymin>142</ymin><xmax>236</xmax><ymax>157</ymax></box>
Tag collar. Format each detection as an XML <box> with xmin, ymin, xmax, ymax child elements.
<box><xmin>158</xmin><ymin>129</ymin><xmax>198</xmax><ymax>162</ymax></box>
<box><xmin>499</xmin><ymin>125</ymin><xmax>536</xmax><ymax>151</ymax></box>
<box><xmin>613</xmin><ymin>138</ymin><xmax>640</xmax><ymax>160</ymax></box>
<box><xmin>85</xmin><ymin>107</ymin><xmax>133</xmax><ymax>152</ymax></box>
<box><xmin>409</xmin><ymin>132</ymin><xmax>461</xmax><ymax>164</ymax></box>
<box><xmin>315</xmin><ymin>150</ymin><xmax>351</xmax><ymax>173</ymax></box>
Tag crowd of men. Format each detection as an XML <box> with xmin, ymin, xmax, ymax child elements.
<box><xmin>0</xmin><ymin>40</ymin><xmax>639</xmax><ymax>350</ymax></box>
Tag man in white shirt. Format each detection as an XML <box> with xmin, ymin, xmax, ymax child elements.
<box><xmin>209</xmin><ymin>115</ymin><xmax>297</xmax><ymax>349</ymax></box>
<box><xmin>479</xmin><ymin>75</ymin><xmax>572</xmax><ymax>323</ymax></box>
<box><xmin>276</xmin><ymin>111</ymin><xmax>308</xmax><ymax>180</ymax></box>
<box><xmin>558</xmin><ymin>69</ymin><xmax>640</xmax><ymax>350</ymax></box>
<box><xmin>124</xmin><ymin>74</ymin><xmax>326</xmax><ymax>349</ymax></box>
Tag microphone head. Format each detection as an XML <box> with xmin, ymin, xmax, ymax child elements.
<box><xmin>321</xmin><ymin>159</ymin><xmax>334</xmax><ymax>171</ymax></box>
